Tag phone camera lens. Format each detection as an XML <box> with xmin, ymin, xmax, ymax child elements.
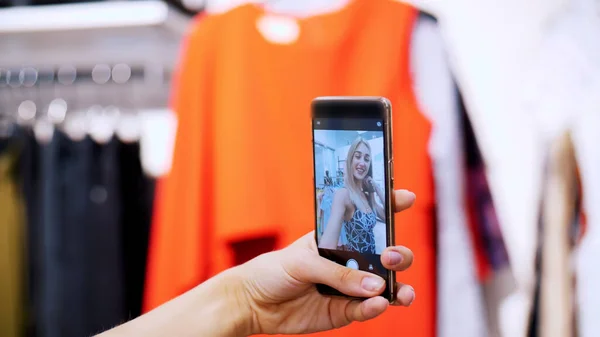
<box><xmin>377</xmin><ymin>122</ymin><xmax>382</xmax><ymax>127</ymax></box>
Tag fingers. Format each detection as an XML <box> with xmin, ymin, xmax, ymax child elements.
<box><xmin>379</xmin><ymin>246</ymin><xmax>415</xmax><ymax>307</ymax></box>
<box><xmin>381</xmin><ymin>246</ymin><xmax>413</xmax><ymax>271</ymax></box>
<box><xmin>344</xmin><ymin>297</ymin><xmax>389</xmax><ymax>323</ymax></box>
<box><xmin>331</xmin><ymin>284</ymin><xmax>415</xmax><ymax>329</ymax></box>
<box><xmin>303</xmin><ymin>256</ymin><xmax>386</xmax><ymax>298</ymax></box>
<box><xmin>327</xmin><ymin>296</ymin><xmax>388</xmax><ymax>328</ymax></box>
<box><xmin>392</xmin><ymin>282</ymin><xmax>415</xmax><ymax>307</ymax></box>
<box><xmin>393</xmin><ymin>189</ymin><xmax>416</xmax><ymax>213</ymax></box>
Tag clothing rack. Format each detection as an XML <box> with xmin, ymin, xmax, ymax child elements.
<box><xmin>0</xmin><ymin>64</ymin><xmax>171</xmax><ymax>109</ymax></box>
<box><xmin>0</xmin><ymin>0</ymin><xmax>190</xmax><ymax>122</ymax></box>
<box><xmin>0</xmin><ymin>66</ymin><xmax>148</xmax><ymax>86</ymax></box>
<box><xmin>0</xmin><ymin>1</ymin><xmax>190</xmax><ymax>71</ymax></box>
<box><xmin>0</xmin><ymin>1</ymin><xmax>186</xmax><ymax>177</ymax></box>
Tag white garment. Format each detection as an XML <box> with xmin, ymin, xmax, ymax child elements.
<box><xmin>410</xmin><ymin>13</ymin><xmax>487</xmax><ymax>337</ymax></box>
<box><xmin>538</xmin><ymin>133</ymin><xmax>578</xmax><ymax>337</ymax></box>
<box><xmin>573</xmin><ymin>91</ymin><xmax>600</xmax><ymax>337</ymax></box>
<box><xmin>400</xmin><ymin>0</ymin><xmax>600</xmax><ymax>335</ymax></box>
<box><xmin>139</xmin><ymin>109</ymin><xmax>178</xmax><ymax>178</ymax></box>
<box><xmin>522</xmin><ymin>0</ymin><xmax>600</xmax><ymax>335</ymax></box>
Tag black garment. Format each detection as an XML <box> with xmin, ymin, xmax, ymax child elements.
<box><xmin>118</xmin><ymin>141</ymin><xmax>155</xmax><ymax>318</ymax></box>
<box><xmin>18</xmin><ymin>128</ymin><xmax>41</xmax><ymax>337</ymax></box>
<box><xmin>85</xmin><ymin>137</ymin><xmax>125</xmax><ymax>333</ymax></box>
<box><xmin>18</xmin><ymin>131</ymin><xmax>155</xmax><ymax>337</ymax></box>
<box><xmin>38</xmin><ymin>131</ymin><xmax>62</xmax><ymax>337</ymax></box>
<box><xmin>0</xmin><ymin>138</ymin><xmax>8</xmax><ymax>154</ymax></box>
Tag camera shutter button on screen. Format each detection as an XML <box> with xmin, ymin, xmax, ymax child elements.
<box><xmin>346</xmin><ymin>259</ymin><xmax>359</xmax><ymax>270</ymax></box>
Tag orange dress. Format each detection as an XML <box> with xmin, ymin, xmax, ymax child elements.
<box><xmin>143</xmin><ymin>1</ymin><xmax>436</xmax><ymax>336</ymax></box>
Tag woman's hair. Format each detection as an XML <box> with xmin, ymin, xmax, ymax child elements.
<box><xmin>344</xmin><ymin>136</ymin><xmax>373</xmax><ymax>209</ymax></box>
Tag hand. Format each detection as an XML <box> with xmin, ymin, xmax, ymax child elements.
<box><xmin>363</xmin><ymin>176</ymin><xmax>375</xmax><ymax>192</ymax></box>
<box><xmin>94</xmin><ymin>189</ymin><xmax>417</xmax><ymax>337</ymax></box>
<box><xmin>237</xmin><ymin>189</ymin><xmax>417</xmax><ymax>335</ymax></box>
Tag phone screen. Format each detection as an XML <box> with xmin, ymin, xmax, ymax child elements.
<box><xmin>312</xmin><ymin>111</ymin><xmax>394</xmax><ymax>299</ymax></box>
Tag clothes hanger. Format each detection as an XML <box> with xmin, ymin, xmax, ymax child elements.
<box><xmin>206</xmin><ymin>0</ymin><xmax>350</xmax><ymax>16</ymax></box>
<box><xmin>59</xmin><ymin>67</ymin><xmax>89</xmax><ymax>142</ymax></box>
<box><xmin>88</xmin><ymin>63</ymin><xmax>124</xmax><ymax>145</ymax></box>
<box><xmin>115</xmin><ymin>64</ymin><xmax>142</xmax><ymax>144</ymax></box>
<box><xmin>23</xmin><ymin>66</ymin><xmax>56</xmax><ymax>145</ymax></box>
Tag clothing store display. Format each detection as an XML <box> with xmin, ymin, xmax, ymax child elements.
<box><xmin>407</xmin><ymin>1</ymin><xmax>559</xmax><ymax>335</ymax></box>
<box><xmin>2</xmin><ymin>0</ymin><xmax>597</xmax><ymax>335</ymax></box>
<box><xmin>0</xmin><ymin>145</ymin><xmax>26</xmax><ymax>337</ymax></box>
<box><xmin>410</xmin><ymin>12</ymin><xmax>487</xmax><ymax>337</ymax></box>
<box><xmin>1</xmin><ymin>2</ymin><xmax>185</xmax><ymax>335</ymax></box>
<box><xmin>536</xmin><ymin>132</ymin><xmax>578</xmax><ymax>337</ymax></box>
<box><xmin>33</xmin><ymin>132</ymin><xmax>125</xmax><ymax>337</ymax></box>
<box><xmin>10</xmin><ymin>127</ymin><xmax>157</xmax><ymax>337</ymax></box>
<box><xmin>410</xmin><ymin>0</ymin><xmax>600</xmax><ymax>335</ymax></box>
<box><xmin>533</xmin><ymin>2</ymin><xmax>600</xmax><ymax>336</ymax></box>
<box><xmin>145</xmin><ymin>2</ymin><xmax>436</xmax><ymax>337</ymax></box>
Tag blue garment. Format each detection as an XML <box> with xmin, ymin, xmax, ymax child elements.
<box><xmin>320</xmin><ymin>187</ymin><xmax>350</xmax><ymax>246</ymax></box>
<box><xmin>319</xmin><ymin>187</ymin><xmax>334</xmax><ymax>235</ymax></box>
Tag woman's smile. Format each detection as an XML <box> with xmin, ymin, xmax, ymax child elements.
<box><xmin>351</xmin><ymin>143</ymin><xmax>371</xmax><ymax>180</ymax></box>
<box><xmin>355</xmin><ymin>165</ymin><xmax>366</xmax><ymax>176</ymax></box>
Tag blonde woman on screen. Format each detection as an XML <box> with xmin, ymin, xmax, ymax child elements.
<box><xmin>319</xmin><ymin>137</ymin><xmax>386</xmax><ymax>253</ymax></box>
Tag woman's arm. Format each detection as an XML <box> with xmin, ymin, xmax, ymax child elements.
<box><xmin>318</xmin><ymin>189</ymin><xmax>348</xmax><ymax>249</ymax></box>
<box><xmin>96</xmin><ymin>269</ymin><xmax>252</xmax><ymax>337</ymax></box>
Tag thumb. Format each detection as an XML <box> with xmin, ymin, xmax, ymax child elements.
<box><xmin>295</xmin><ymin>255</ymin><xmax>386</xmax><ymax>298</ymax></box>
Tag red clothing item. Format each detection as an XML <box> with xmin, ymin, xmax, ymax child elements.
<box><xmin>144</xmin><ymin>1</ymin><xmax>436</xmax><ymax>336</ymax></box>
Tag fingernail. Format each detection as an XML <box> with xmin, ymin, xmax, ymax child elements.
<box><xmin>387</xmin><ymin>251</ymin><xmax>403</xmax><ymax>265</ymax></box>
<box><xmin>400</xmin><ymin>189</ymin><xmax>414</xmax><ymax>195</ymax></box>
<box><xmin>407</xmin><ymin>288</ymin><xmax>415</xmax><ymax>306</ymax></box>
<box><xmin>362</xmin><ymin>277</ymin><xmax>385</xmax><ymax>292</ymax></box>
<box><xmin>400</xmin><ymin>189</ymin><xmax>416</xmax><ymax>200</ymax></box>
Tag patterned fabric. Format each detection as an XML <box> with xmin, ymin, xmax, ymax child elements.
<box><xmin>343</xmin><ymin>209</ymin><xmax>377</xmax><ymax>254</ymax></box>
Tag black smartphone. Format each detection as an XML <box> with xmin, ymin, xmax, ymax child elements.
<box><xmin>311</xmin><ymin>96</ymin><xmax>396</xmax><ymax>302</ymax></box>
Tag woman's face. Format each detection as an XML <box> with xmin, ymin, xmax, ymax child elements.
<box><xmin>351</xmin><ymin>143</ymin><xmax>371</xmax><ymax>181</ymax></box>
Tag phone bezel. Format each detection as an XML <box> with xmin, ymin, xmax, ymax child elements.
<box><xmin>311</xmin><ymin>96</ymin><xmax>396</xmax><ymax>303</ymax></box>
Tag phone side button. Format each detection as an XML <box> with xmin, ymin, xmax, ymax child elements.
<box><xmin>388</xmin><ymin>160</ymin><xmax>394</xmax><ymax>186</ymax></box>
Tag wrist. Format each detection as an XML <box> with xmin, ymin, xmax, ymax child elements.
<box><xmin>192</xmin><ymin>267</ymin><xmax>256</xmax><ymax>337</ymax></box>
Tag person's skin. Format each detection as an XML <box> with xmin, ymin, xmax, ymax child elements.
<box><xmin>97</xmin><ymin>189</ymin><xmax>416</xmax><ymax>337</ymax></box>
<box><xmin>364</xmin><ymin>175</ymin><xmax>386</xmax><ymax>219</ymax></box>
<box><xmin>320</xmin><ymin>142</ymin><xmax>385</xmax><ymax>249</ymax></box>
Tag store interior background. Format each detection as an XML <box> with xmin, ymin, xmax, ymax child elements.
<box><xmin>0</xmin><ymin>0</ymin><xmax>599</xmax><ymax>337</ymax></box>
<box><xmin>313</xmin><ymin>130</ymin><xmax>385</xmax><ymax>191</ymax></box>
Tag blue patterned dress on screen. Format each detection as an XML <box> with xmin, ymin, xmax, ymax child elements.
<box><xmin>343</xmin><ymin>209</ymin><xmax>377</xmax><ymax>254</ymax></box>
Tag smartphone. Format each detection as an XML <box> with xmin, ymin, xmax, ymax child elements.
<box><xmin>311</xmin><ymin>96</ymin><xmax>396</xmax><ymax>302</ymax></box>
